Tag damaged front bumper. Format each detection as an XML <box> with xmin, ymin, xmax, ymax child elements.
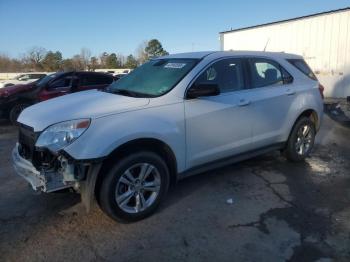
<box><xmin>12</xmin><ymin>143</ymin><xmax>77</xmax><ymax>192</ymax></box>
<box><xmin>12</xmin><ymin>143</ymin><xmax>102</xmax><ymax>211</ymax></box>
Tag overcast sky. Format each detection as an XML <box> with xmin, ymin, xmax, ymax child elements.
<box><xmin>0</xmin><ymin>0</ymin><xmax>349</xmax><ymax>58</ymax></box>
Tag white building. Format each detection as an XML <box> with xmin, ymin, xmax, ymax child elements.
<box><xmin>220</xmin><ymin>7</ymin><xmax>350</xmax><ymax>98</ymax></box>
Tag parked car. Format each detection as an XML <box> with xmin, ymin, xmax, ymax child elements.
<box><xmin>0</xmin><ymin>71</ymin><xmax>114</xmax><ymax>124</ymax></box>
<box><xmin>12</xmin><ymin>51</ymin><xmax>323</xmax><ymax>222</ymax></box>
<box><xmin>0</xmin><ymin>73</ymin><xmax>47</xmax><ymax>88</ymax></box>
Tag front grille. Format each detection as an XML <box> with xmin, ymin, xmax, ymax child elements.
<box><xmin>18</xmin><ymin>124</ymin><xmax>37</xmax><ymax>161</ymax></box>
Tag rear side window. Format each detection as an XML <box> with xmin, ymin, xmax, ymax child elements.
<box><xmin>195</xmin><ymin>58</ymin><xmax>245</xmax><ymax>93</ymax></box>
<box><xmin>248</xmin><ymin>58</ymin><xmax>284</xmax><ymax>88</ymax></box>
<box><xmin>30</xmin><ymin>74</ymin><xmax>46</xmax><ymax>79</ymax></box>
<box><xmin>287</xmin><ymin>59</ymin><xmax>317</xmax><ymax>80</ymax></box>
<box><xmin>80</xmin><ymin>74</ymin><xmax>113</xmax><ymax>86</ymax></box>
<box><xmin>48</xmin><ymin>74</ymin><xmax>74</xmax><ymax>89</ymax></box>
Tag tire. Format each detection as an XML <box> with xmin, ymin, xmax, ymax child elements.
<box><xmin>284</xmin><ymin>117</ymin><xmax>316</xmax><ymax>162</ymax></box>
<box><xmin>9</xmin><ymin>103</ymin><xmax>30</xmax><ymax>125</ymax></box>
<box><xmin>98</xmin><ymin>151</ymin><xmax>170</xmax><ymax>223</ymax></box>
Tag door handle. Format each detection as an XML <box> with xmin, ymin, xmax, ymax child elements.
<box><xmin>286</xmin><ymin>89</ymin><xmax>295</xmax><ymax>96</ymax></box>
<box><xmin>238</xmin><ymin>99</ymin><xmax>251</xmax><ymax>106</ymax></box>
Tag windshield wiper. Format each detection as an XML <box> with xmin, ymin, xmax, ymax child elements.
<box><xmin>112</xmin><ymin>89</ymin><xmax>156</xmax><ymax>98</ymax></box>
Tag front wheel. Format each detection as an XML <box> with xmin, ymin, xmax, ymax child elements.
<box><xmin>9</xmin><ymin>103</ymin><xmax>30</xmax><ymax>125</ymax></box>
<box><xmin>98</xmin><ymin>151</ymin><xmax>170</xmax><ymax>223</ymax></box>
<box><xmin>284</xmin><ymin>117</ymin><xmax>316</xmax><ymax>162</ymax></box>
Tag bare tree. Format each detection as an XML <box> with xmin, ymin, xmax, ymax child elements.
<box><xmin>71</xmin><ymin>54</ymin><xmax>84</xmax><ymax>70</ymax></box>
<box><xmin>99</xmin><ymin>52</ymin><xmax>109</xmax><ymax>68</ymax></box>
<box><xmin>27</xmin><ymin>46</ymin><xmax>47</xmax><ymax>70</ymax></box>
<box><xmin>136</xmin><ymin>41</ymin><xmax>149</xmax><ymax>65</ymax></box>
<box><xmin>80</xmin><ymin>48</ymin><xmax>91</xmax><ymax>70</ymax></box>
<box><xmin>117</xmin><ymin>53</ymin><xmax>126</xmax><ymax>67</ymax></box>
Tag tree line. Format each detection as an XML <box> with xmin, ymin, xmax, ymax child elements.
<box><xmin>0</xmin><ymin>39</ymin><xmax>168</xmax><ymax>72</ymax></box>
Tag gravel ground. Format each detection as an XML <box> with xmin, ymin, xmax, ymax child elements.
<box><xmin>0</xmin><ymin>116</ymin><xmax>350</xmax><ymax>262</ymax></box>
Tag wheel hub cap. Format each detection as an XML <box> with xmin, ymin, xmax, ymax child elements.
<box><xmin>115</xmin><ymin>163</ymin><xmax>161</xmax><ymax>214</ymax></box>
<box><xmin>295</xmin><ymin>124</ymin><xmax>313</xmax><ymax>156</ymax></box>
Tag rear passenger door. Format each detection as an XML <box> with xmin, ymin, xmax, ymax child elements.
<box><xmin>185</xmin><ymin>58</ymin><xmax>256</xmax><ymax>168</ymax></box>
<box><xmin>247</xmin><ymin>58</ymin><xmax>295</xmax><ymax>148</ymax></box>
<box><xmin>77</xmin><ymin>73</ymin><xmax>113</xmax><ymax>92</ymax></box>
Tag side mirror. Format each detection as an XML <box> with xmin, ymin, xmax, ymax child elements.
<box><xmin>283</xmin><ymin>75</ymin><xmax>294</xmax><ymax>84</ymax></box>
<box><xmin>187</xmin><ymin>83</ymin><xmax>220</xmax><ymax>99</ymax></box>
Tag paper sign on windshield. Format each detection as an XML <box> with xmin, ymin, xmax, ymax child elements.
<box><xmin>164</xmin><ymin>63</ymin><xmax>187</xmax><ymax>69</ymax></box>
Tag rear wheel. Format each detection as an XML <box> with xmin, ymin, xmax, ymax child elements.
<box><xmin>284</xmin><ymin>117</ymin><xmax>316</xmax><ymax>162</ymax></box>
<box><xmin>9</xmin><ymin>103</ymin><xmax>30</xmax><ymax>125</ymax></box>
<box><xmin>98</xmin><ymin>151</ymin><xmax>170</xmax><ymax>223</ymax></box>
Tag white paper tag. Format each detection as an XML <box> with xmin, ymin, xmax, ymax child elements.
<box><xmin>164</xmin><ymin>63</ymin><xmax>186</xmax><ymax>69</ymax></box>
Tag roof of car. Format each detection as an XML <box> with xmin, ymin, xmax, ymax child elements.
<box><xmin>161</xmin><ymin>51</ymin><xmax>302</xmax><ymax>60</ymax></box>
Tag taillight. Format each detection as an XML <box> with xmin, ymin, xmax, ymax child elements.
<box><xmin>318</xmin><ymin>84</ymin><xmax>324</xmax><ymax>99</ymax></box>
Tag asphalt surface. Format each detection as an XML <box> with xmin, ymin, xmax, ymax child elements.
<box><xmin>0</xmin><ymin>116</ymin><xmax>350</xmax><ymax>262</ymax></box>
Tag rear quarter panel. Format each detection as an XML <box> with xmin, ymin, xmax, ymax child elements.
<box><xmin>281</xmin><ymin>82</ymin><xmax>323</xmax><ymax>142</ymax></box>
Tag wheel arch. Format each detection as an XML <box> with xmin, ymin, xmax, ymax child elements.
<box><xmin>295</xmin><ymin>109</ymin><xmax>320</xmax><ymax>131</ymax></box>
<box><xmin>285</xmin><ymin>108</ymin><xmax>319</xmax><ymax>147</ymax></box>
<box><xmin>95</xmin><ymin>138</ymin><xmax>178</xmax><ymax>200</ymax></box>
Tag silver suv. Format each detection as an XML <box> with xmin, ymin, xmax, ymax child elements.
<box><xmin>12</xmin><ymin>51</ymin><xmax>323</xmax><ymax>222</ymax></box>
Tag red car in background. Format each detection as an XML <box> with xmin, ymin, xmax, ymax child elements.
<box><xmin>0</xmin><ymin>71</ymin><xmax>114</xmax><ymax>124</ymax></box>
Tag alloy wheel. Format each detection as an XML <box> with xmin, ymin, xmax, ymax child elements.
<box><xmin>295</xmin><ymin>124</ymin><xmax>313</xmax><ymax>156</ymax></box>
<box><xmin>115</xmin><ymin>163</ymin><xmax>161</xmax><ymax>214</ymax></box>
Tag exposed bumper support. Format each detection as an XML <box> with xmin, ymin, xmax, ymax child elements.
<box><xmin>12</xmin><ymin>143</ymin><xmax>103</xmax><ymax>211</ymax></box>
<box><xmin>12</xmin><ymin>143</ymin><xmax>43</xmax><ymax>191</ymax></box>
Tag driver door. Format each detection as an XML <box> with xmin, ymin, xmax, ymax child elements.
<box><xmin>38</xmin><ymin>73</ymin><xmax>75</xmax><ymax>101</ymax></box>
<box><xmin>184</xmin><ymin>58</ymin><xmax>255</xmax><ymax>168</ymax></box>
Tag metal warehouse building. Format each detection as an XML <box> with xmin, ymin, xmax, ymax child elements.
<box><xmin>220</xmin><ymin>7</ymin><xmax>350</xmax><ymax>98</ymax></box>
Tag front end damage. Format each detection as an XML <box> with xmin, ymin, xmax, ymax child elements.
<box><xmin>12</xmin><ymin>124</ymin><xmax>102</xmax><ymax>211</ymax></box>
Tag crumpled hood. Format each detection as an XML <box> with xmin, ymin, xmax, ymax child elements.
<box><xmin>0</xmin><ymin>83</ymin><xmax>34</xmax><ymax>97</ymax></box>
<box><xmin>18</xmin><ymin>90</ymin><xmax>150</xmax><ymax>131</ymax></box>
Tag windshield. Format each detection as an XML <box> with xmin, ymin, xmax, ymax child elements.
<box><xmin>35</xmin><ymin>72</ymin><xmax>65</xmax><ymax>87</ymax></box>
<box><xmin>13</xmin><ymin>74</ymin><xmax>25</xmax><ymax>80</ymax></box>
<box><xmin>108</xmin><ymin>58</ymin><xmax>198</xmax><ymax>97</ymax></box>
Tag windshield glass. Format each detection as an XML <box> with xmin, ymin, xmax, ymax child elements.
<box><xmin>13</xmin><ymin>74</ymin><xmax>24</xmax><ymax>80</ymax></box>
<box><xmin>36</xmin><ymin>72</ymin><xmax>65</xmax><ymax>87</ymax></box>
<box><xmin>108</xmin><ymin>58</ymin><xmax>198</xmax><ymax>97</ymax></box>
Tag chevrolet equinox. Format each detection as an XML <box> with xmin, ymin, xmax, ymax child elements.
<box><xmin>12</xmin><ymin>51</ymin><xmax>323</xmax><ymax>222</ymax></box>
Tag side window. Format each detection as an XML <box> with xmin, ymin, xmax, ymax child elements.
<box><xmin>30</xmin><ymin>74</ymin><xmax>45</xmax><ymax>79</ymax></box>
<box><xmin>19</xmin><ymin>75</ymin><xmax>30</xmax><ymax>81</ymax></box>
<box><xmin>195</xmin><ymin>58</ymin><xmax>244</xmax><ymax>93</ymax></box>
<box><xmin>80</xmin><ymin>74</ymin><xmax>113</xmax><ymax>86</ymax></box>
<box><xmin>48</xmin><ymin>75</ymin><xmax>73</xmax><ymax>89</ymax></box>
<box><xmin>249</xmin><ymin>59</ymin><xmax>284</xmax><ymax>88</ymax></box>
<box><xmin>287</xmin><ymin>59</ymin><xmax>317</xmax><ymax>80</ymax></box>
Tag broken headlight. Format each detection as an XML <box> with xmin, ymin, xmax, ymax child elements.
<box><xmin>35</xmin><ymin>119</ymin><xmax>90</xmax><ymax>153</ymax></box>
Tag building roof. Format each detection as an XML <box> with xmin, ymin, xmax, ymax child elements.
<box><xmin>220</xmin><ymin>7</ymin><xmax>350</xmax><ymax>34</ymax></box>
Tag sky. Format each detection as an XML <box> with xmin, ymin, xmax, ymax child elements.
<box><xmin>0</xmin><ymin>0</ymin><xmax>349</xmax><ymax>58</ymax></box>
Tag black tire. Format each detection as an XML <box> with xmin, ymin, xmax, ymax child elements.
<box><xmin>284</xmin><ymin>117</ymin><xmax>316</xmax><ymax>162</ymax></box>
<box><xmin>98</xmin><ymin>151</ymin><xmax>170</xmax><ymax>223</ymax></box>
<box><xmin>9</xmin><ymin>103</ymin><xmax>30</xmax><ymax>125</ymax></box>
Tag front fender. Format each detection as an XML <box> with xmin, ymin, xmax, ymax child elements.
<box><xmin>64</xmin><ymin>103</ymin><xmax>186</xmax><ymax>172</ymax></box>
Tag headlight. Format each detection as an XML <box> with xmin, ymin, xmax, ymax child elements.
<box><xmin>35</xmin><ymin>119</ymin><xmax>90</xmax><ymax>153</ymax></box>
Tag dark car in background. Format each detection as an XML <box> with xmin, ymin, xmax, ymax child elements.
<box><xmin>0</xmin><ymin>71</ymin><xmax>114</xmax><ymax>124</ymax></box>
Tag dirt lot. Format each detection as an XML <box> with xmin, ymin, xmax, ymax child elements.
<box><xmin>0</xmin><ymin>115</ymin><xmax>350</xmax><ymax>262</ymax></box>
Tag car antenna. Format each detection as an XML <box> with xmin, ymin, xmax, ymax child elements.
<box><xmin>263</xmin><ymin>38</ymin><xmax>270</xmax><ymax>52</ymax></box>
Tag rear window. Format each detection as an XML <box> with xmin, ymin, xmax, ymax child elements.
<box><xmin>287</xmin><ymin>59</ymin><xmax>317</xmax><ymax>81</ymax></box>
<box><xmin>80</xmin><ymin>74</ymin><xmax>113</xmax><ymax>86</ymax></box>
